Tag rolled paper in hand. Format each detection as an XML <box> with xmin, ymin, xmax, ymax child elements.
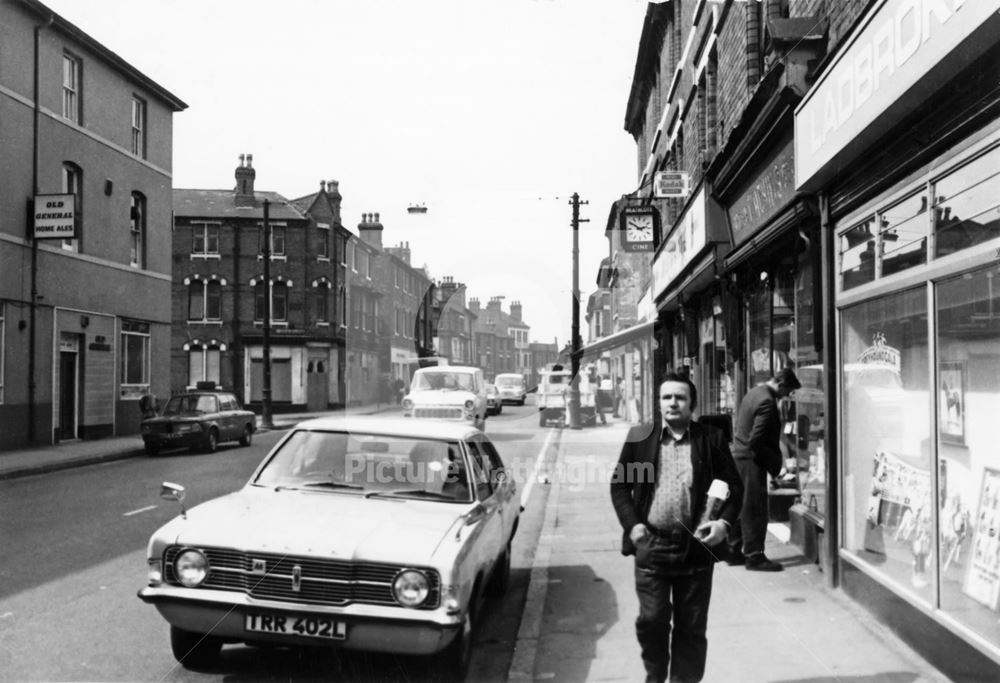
<box><xmin>700</xmin><ymin>479</ymin><xmax>730</xmax><ymax>527</ymax></box>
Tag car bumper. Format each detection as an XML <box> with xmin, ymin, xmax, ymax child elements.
<box><xmin>137</xmin><ymin>586</ymin><xmax>460</xmax><ymax>655</ymax></box>
<box><xmin>142</xmin><ymin>433</ymin><xmax>204</xmax><ymax>449</ymax></box>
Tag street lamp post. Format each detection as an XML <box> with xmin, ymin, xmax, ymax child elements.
<box><xmin>568</xmin><ymin>193</ymin><xmax>588</xmax><ymax>430</ymax></box>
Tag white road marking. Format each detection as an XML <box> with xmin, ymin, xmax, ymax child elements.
<box><xmin>123</xmin><ymin>505</ymin><xmax>157</xmax><ymax>517</ymax></box>
<box><xmin>520</xmin><ymin>428</ymin><xmax>556</xmax><ymax>509</ymax></box>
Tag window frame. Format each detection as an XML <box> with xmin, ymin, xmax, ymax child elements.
<box><xmin>62</xmin><ymin>52</ymin><xmax>81</xmax><ymax>124</ymax></box>
<box><xmin>131</xmin><ymin>96</ymin><xmax>146</xmax><ymax>158</ymax></box>
<box><xmin>61</xmin><ymin>162</ymin><xmax>82</xmax><ymax>252</ymax></box>
<box><xmin>316</xmin><ymin>222</ymin><xmax>330</xmax><ymax>260</ymax></box>
<box><xmin>0</xmin><ymin>302</ymin><xmax>5</xmax><ymax>404</ymax></box>
<box><xmin>129</xmin><ymin>191</ymin><xmax>146</xmax><ymax>268</ymax></box>
<box><xmin>120</xmin><ymin>320</ymin><xmax>150</xmax><ymax>392</ymax></box>
<box><xmin>191</xmin><ymin>223</ymin><xmax>221</xmax><ymax>258</ymax></box>
<box><xmin>187</xmin><ymin>343</ymin><xmax>222</xmax><ymax>388</ymax></box>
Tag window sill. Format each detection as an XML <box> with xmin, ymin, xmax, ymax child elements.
<box><xmin>253</xmin><ymin>320</ymin><xmax>289</xmax><ymax>327</ymax></box>
<box><xmin>257</xmin><ymin>255</ymin><xmax>288</xmax><ymax>261</ymax></box>
<box><xmin>191</xmin><ymin>253</ymin><xmax>221</xmax><ymax>260</ymax></box>
<box><xmin>187</xmin><ymin>319</ymin><xmax>224</xmax><ymax>326</ymax></box>
<box><xmin>317</xmin><ymin>322</ymin><xmax>331</xmax><ymax>327</ymax></box>
<box><xmin>317</xmin><ymin>256</ymin><xmax>331</xmax><ymax>263</ymax></box>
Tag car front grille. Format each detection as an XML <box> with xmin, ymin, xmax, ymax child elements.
<box><xmin>163</xmin><ymin>546</ymin><xmax>440</xmax><ymax>610</ymax></box>
<box><xmin>413</xmin><ymin>407</ymin><xmax>464</xmax><ymax>419</ymax></box>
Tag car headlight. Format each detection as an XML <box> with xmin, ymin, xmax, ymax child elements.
<box><xmin>464</xmin><ymin>400</ymin><xmax>474</xmax><ymax>410</ymax></box>
<box><xmin>392</xmin><ymin>569</ymin><xmax>430</xmax><ymax>607</ymax></box>
<box><xmin>402</xmin><ymin>398</ymin><xmax>413</xmax><ymax>410</ymax></box>
<box><xmin>174</xmin><ymin>548</ymin><xmax>208</xmax><ymax>587</ymax></box>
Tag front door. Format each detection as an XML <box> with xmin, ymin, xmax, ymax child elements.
<box><xmin>306</xmin><ymin>356</ymin><xmax>329</xmax><ymax>411</ymax></box>
<box><xmin>59</xmin><ymin>349</ymin><xmax>78</xmax><ymax>440</ymax></box>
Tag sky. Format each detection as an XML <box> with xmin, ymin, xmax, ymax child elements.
<box><xmin>43</xmin><ymin>0</ymin><xmax>649</xmax><ymax>346</ymax></box>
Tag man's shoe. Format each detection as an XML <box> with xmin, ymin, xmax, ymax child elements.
<box><xmin>726</xmin><ymin>550</ymin><xmax>745</xmax><ymax>566</ymax></box>
<box><xmin>745</xmin><ymin>554</ymin><xmax>783</xmax><ymax>572</ymax></box>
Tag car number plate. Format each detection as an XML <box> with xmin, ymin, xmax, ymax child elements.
<box><xmin>245</xmin><ymin>613</ymin><xmax>346</xmax><ymax>640</ymax></box>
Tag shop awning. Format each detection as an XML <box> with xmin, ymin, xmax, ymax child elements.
<box><xmin>654</xmin><ymin>250</ymin><xmax>718</xmax><ymax>312</ymax></box>
<box><xmin>579</xmin><ymin>320</ymin><xmax>655</xmax><ymax>359</ymax></box>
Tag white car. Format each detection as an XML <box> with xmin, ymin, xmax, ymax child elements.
<box><xmin>138</xmin><ymin>416</ymin><xmax>519</xmax><ymax>680</ymax></box>
<box><xmin>403</xmin><ymin>366</ymin><xmax>488</xmax><ymax>431</ymax></box>
<box><xmin>494</xmin><ymin>373</ymin><xmax>527</xmax><ymax>405</ymax></box>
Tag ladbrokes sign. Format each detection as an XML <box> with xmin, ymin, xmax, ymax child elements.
<box><xmin>795</xmin><ymin>0</ymin><xmax>1000</xmax><ymax>191</ymax></box>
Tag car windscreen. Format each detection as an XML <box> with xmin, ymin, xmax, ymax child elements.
<box><xmin>412</xmin><ymin>371</ymin><xmax>475</xmax><ymax>392</ymax></box>
<box><xmin>253</xmin><ymin>430</ymin><xmax>472</xmax><ymax>502</ymax></box>
<box><xmin>496</xmin><ymin>377</ymin><xmax>523</xmax><ymax>387</ymax></box>
<box><xmin>162</xmin><ymin>395</ymin><xmax>217</xmax><ymax>415</ymax></box>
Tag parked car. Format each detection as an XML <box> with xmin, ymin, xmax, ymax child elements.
<box><xmin>402</xmin><ymin>366</ymin><xmax>488</xmax><ymax>431</ymax></box>
<box><xmin>494</xmin><ymin>373</ymin><xmax>526</xmax><ymax>405</ymax></box>
<box><xmin>140</xmin><ymin>387</ymin><xmax>256</xmax><ymax>456</ymax></box>
<box><xmin>485</xmin><ymin>383</ymin><xmax>503</xmax><ymax>416</ymax></box>
<box><xmin>137</xmin><ymin>416</ymin><xmax>520</xmax><ymax>679</ymax></box>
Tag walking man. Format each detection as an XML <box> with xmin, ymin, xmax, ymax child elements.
<box><xmin>611</xmin><ymin>373</ymin><xmax>743</xmax><ymax>683</ymax></box>
<box><xmin>727</xmin><ymin>367</ymin><xmax>801</xmax><ymax>571</ymax></box>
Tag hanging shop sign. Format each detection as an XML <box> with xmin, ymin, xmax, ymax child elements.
<box><xmin>653</xmin><ymin>170</ymin><xmax>691</xmax><ymax>199</ymax></box>
<box><xmin>795</xmin><ymin>0</ymin><xmax>1000</xmax><ymax>190</ymax></box>
<box><xmin>34</xmin><ymin>194</ymin><xmax>76</xmax><ymax>240</ymax></box>
<box><xmin>618</xmin><ymin>204</ymin><xmax>659</xmax><ymax>252</ymax></box>
<box><xmin>728</xmin><ymin>139</ymin><xmax>796</xmax><ymax>247</ymax></box>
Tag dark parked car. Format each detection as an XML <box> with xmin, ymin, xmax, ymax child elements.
<box><xmin>141</xmin><ymin>389</ymin><xmax>256</xmax><ymax>456</ymax></box>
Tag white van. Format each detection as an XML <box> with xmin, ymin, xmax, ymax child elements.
<box><xmin>495</xmin><ymin>373</ymin><xmax>527</xmax><ymax>405</ymax></box>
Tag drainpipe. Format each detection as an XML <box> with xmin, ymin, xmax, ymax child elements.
<box><xmin>28</xmin><ymin>12</ymin><xmax>55</xmax><ymax>443</ymax></box>
<box><xmin>818</xmin><ymin>191</ymin><xmax>839</xmax><ymax>588</ymax></box>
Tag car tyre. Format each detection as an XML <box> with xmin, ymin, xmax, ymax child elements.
<box><xmin>202</xmin><ymin>428</ymin><xmax>218</xmax><ymax>453</ymax></box>
<box><xmin>435</xmin><ymin>600</ymin><xmax>475</xmax><ymax>681</ymax></box>
<box><xmin>239</xmin><ymin>425</ymin><xmax>252</xmax><ymax>447</ymax></box>
<box><xmin>170</xmin><ymin>626</ymin><xmax>221</xmax><ymax>670</ymax></box>
<box><xmin>486</xmin><ymin>542</ymin><xmax>511</xmax><ymax>597</ymax></box>
<box><xmin>519</xmin><ymin>398</ymin><xmax>525</xmax><ymax>406</ymax></box>
<box><xmin>144</xmin><ymin>442</ymin><xmax>160</xmax><ymax>457</ymax></box>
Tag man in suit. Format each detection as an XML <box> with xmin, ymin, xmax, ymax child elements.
<box><xmin>727</xmin><ymin>367</ymin><xmax>801</xmax><ymax>571</ymax></box>
<box><xmin>611</xmin><ymin>373</ymin><xmax>743</xmax><ymax>683</ymax></box>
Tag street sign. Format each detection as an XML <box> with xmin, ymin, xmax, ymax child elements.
<box><xmin>653</xmin><ymin>171</ymin><xmax>691</xmax><ymax>199</ymax></box>
<box><xmin>34</xmin><ymin>194</ymin><xmax>76</xmax><ymax>239</ymax></box>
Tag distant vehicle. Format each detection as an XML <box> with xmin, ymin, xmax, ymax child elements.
<box><xmin>140</xmin><ymin>386</ymin><xmax>255</xmax><ymax>456</ymax></box>
<box><xmin>494</xmin><ymin>373</ymin><xmax>527</xmax><ymax>405</ymax></box>
<box><xmin>536</xmin><ymin>369</ymin><xmax>597</xmax><ymax>428</ymax></box>
<box><xmin>403</xmin><ymin>366</ymin><xmax>488</xmax><ymax>431</ymax></box>
<box><xmin>138</xmin><ymin>416</ymin><xmax>520</xmax><ymax>678</ymax></box>
<box><xmin>485</xmin><ymin>383</ymin><xmax>503</xmax><ymax>416</ymax></box>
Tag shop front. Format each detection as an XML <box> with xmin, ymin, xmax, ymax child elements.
<box><xmin>650</xmin><ymin>182</ymin><xmax>732</xmax><ymax>433</ymax></box>
<box><xmin>796</xmin><ymin>0</ymin><xmax>1000</xmax><ymax>675</ymax></box>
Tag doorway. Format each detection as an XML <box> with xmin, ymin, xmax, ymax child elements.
<box><xmin>306</xmin><ymin>355</ymin><xmax>329</xmax><ymax>411</ymax></box>
<box><xmin>58</xmin><ymin>334</ymin><xmax>79</xmax><ymax>440</ymax></box>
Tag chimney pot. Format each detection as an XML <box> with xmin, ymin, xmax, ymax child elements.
<box><xmin>246</xmin><ymin>154</ymin><xmax>253</xmax><ymax>168</ymax></box>
<box><xmin>239</xmin><ymin>153</ymin><xmax>245</xmax><ymax>166</ymax></box>
<box><xmin>320</xmin><ymin>180</ymin><xmax>327</xmax><ymax>192</ymax></box>
<box><xmin>374</xmin><ymin>212</ymin><xmax>380</xmax><ymax>223</ymax></box>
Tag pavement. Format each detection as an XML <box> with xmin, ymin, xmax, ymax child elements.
<box><xmin>0</xmin><ymin>402</ymin><xmax>400</xmax><ymax>481</ymax></box>
<box><xmin>510</xmin><ymin>417</ymin><xmax>952</xmax><ymax>683</ymax></box>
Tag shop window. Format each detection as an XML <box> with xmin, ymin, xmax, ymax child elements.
<box><xmin>840</xmin><ymin>217</ymin><xmax>876</xmax><ymax>291</ymax></box>
<box><xmin>188</xmin><ymin>344</ymin><xmax>221</xmax><ymax>386</ymax></box>
<box><xmin>880</xmin><ymin>191</ymin><xmax>928</xmax><ymax>277</ymax></box>
<box><xmin>934</xmin><ymin>146</ymin><xmax>1000</xmax><ymax>257</ymax></box>
<box><xmin>935</xmin><ymin>266</ymin><xmax>1000</xmax><ymax>644</ymax></box>
<box><xmin>121</xmin><ymin>320</ymin><xmax>151</xmax><ymax>390</ymax></box>
<box><xmin>841</xmin><ymin>287</ymin><xmax>932</xmax><ymax>602</ymax></box>
<box><xmin>748</xmin><ymin>274</ymin><xmax>792</xmax><ymax>388</ymax></box>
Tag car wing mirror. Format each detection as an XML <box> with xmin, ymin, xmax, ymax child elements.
<box><xmin>160</xmin><ymin>481</ymin><xmax>187</xmax><ymax>519</ymax></box>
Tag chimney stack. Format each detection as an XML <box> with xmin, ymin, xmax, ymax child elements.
<box><xmin>234</xmin><ymin>152</ymin><xmax>256</xmax><ymax>207</ymax></box>
<box><xmin>469</xmin><ymin>297</ymin><xmax>480</xmax><ymax>314</ymax></box>
<box><xmin>358</xmin><ymin>211</ymin><xmax>384</xmax><ymax>250</ymax></box>
<box><xmin>510</xmin><ymin>300</ymin><xmax>522</xmax><ymax>322</ymax></box>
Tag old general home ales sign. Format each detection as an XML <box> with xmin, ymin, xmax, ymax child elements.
<box><xmin>34</xmin><ymin>194</ymin><xmax>76</xmax><ymax>239</ymax></box>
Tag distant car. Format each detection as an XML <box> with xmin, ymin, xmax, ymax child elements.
<box><xmin>494</xmin><ymin>373</ymin><xmax>526</xmax><ymax>405</ymax></box>
<box><xmin>403</xmin><ymin>366</ymin><xmax>488</xmax><ymax>431</ymax></box>
<box><xmin>138</xmin><ymin>416</ymin><xmax>520</xmax><ymax>679</ymax></box>
<box><xmin>140</xmin><ymin>388</ymin><xmax>256</xmax><ymax>456</ymax></box>
<box><xmin>485</xmin><ymin>383</ymin><xmax>502</xmax><ymax>416</ymax></box>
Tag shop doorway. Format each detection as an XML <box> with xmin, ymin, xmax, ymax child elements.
<box><xmin>306</xmin><ymin>356</ymin><xmax>329</xmax><ymax>411</ymax></box>
<box><xmin>58</xmin><ymin>334</ymin><xmax>79</xmax><ymax>440</ymax></box>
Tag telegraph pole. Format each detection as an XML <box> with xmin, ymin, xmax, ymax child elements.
<box><xmin>261</xmin><ymin>199</ymin><xmax>274</xmax><ymax>429</ymax></box>
<box><xmin>568</xmin><ymin>192</ymin><xmax>588</xmax><ymax>429</ymax></box>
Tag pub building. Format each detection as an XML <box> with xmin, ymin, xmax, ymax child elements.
<box><xmin>797</xmin><ymin>1</ymin><xmax>1000</xmax><ymax>677</ymax></box>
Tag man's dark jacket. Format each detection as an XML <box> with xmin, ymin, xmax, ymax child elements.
<box><xmin>610</xmin><ymin>420</ymin><xmax>743</xmax><ymax>566</ymax></box>
<box><xmin>732</xmin><ymin>383</ymin><xmax>783</xmax><ymax>477</ymax></box>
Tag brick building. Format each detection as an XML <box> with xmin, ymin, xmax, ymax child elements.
<box><xmin>0</xmin><ymin>0</ymin><xmax>185</xmax><ymax>448</ymax></box>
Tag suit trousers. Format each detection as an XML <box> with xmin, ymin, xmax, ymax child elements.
<box><xmin>728</xmin><ymin>456</ymin><xmax>769</xmax><ymax>557</ymax></box>
<box><xmin>634</xmin><ymin>536</ymin><xmax>714</xmax><ymax>683</ymax></box>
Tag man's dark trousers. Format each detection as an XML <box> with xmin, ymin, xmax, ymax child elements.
<box><xmin>729</xmin><ymin>455</ymin><xmax>769</xmax><ymax>557</ymax></box>
<box><xmin>634</xmin><ymin>536</ymin><xmax>713</xmax><ymax>683</ymax></box>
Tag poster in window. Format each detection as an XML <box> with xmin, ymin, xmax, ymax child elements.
<box><xmin>963</xmin><ymin>468</ymin><xmax>1000</xmax><ymax>610</ymax></box>
<box><xmin>939</xmin><ymin>360</ymin><xmax>965</xmax><ymax>445</ymax></box>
